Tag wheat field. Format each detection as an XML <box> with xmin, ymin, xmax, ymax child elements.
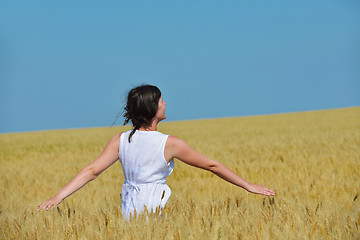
<box><xmin>1</xmin><ymin>107</ymin><xmax>359</xmax><ymax>239</ymax></box>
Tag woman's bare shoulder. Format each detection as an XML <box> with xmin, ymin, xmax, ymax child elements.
<box><xmin>167</xmin><ymin>135</ymin><xmax>184</xmax><ymax>145</ymax></box>
<box><xmin>106</xmin><ymin>132</ymin><xmax>123</xmax><ymax>148</ymax></box>
<box><xmin>166</xmin><ymin>135</ymin><xmax>190</xmax><ymax>156</ymax></box>
<box><xmin>112</xmin><ymin>132</ymin><xmax>123</xmax><ymax>140</ymax></box>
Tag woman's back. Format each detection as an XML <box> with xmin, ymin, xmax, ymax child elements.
<box><xmin>119</xmin><ymin>130</ymin><xmax>174</xmax><ymax>183</ymax></box>
<box><xmin>119</xmin><ymin>130</ymin><xmax>174</xmax><ymax>219</ymax></box>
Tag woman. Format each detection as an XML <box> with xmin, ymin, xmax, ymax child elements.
<box><xmin>37</xmin><ymin>84</ymin><xmax>275</xmax><ymax>219</ymax></box>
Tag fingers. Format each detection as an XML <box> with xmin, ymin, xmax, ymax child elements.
<box><xmin>249</xmin><ymin>184</ymin><xmax>276</xmax><ymax>196</ymax></box>
<box><xmin>37</xmin><ymin>199</ymin><xmax>55</xmax><ymax>212</ymax></box>
<box><xmin>37</xmin><ymin>202</ymin><xmax>45</xmax><ymax>212</ymax></box>
<box><xmin>259</xmin><ymin>186</ymin><xmax>275</xmax><ymax>196</ymax></box>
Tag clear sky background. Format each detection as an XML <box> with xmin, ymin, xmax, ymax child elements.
<box><xmin>1</xmin><ymin>0</ymin><xmax>359</xmax><ymax>133</ymax></box>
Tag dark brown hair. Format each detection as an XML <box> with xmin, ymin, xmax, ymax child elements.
<box><xmin>123</xmin><ymin>84</ymin><xmax>161</xmax><ymax>142</ymax></box>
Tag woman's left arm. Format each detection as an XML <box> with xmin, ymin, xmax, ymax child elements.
<box><xmin>37</xmin><ymin>133</ymin><xmax>121</xmax><ymax>211</ymax></box>
<box><xmin>165</xmin><ymin>136</ymin><xmax>275</xmax><ymax>196</ymax></box>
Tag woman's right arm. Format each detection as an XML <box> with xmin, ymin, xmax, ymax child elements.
<box><xmin>37</xmin><ymin>133</ymin><xmax>122</xmax><ymax>211</ymax></box>
<box><xmin>165</xmin><ymin>136</ymin><xmax>275</xmax><ymax>196</ymax></box>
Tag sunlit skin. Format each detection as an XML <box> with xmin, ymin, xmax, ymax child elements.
<box><xmin>37</xmin><ymin>96</ymin><xmax>275</xmax><ymax>212</ymax></box>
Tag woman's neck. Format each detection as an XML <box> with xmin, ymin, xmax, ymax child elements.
<box><xmin>138</xmin><ymin>120</ymin><xmax>158</xmax><ymax>131</ymax></box>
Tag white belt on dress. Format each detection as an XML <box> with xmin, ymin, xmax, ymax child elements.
<box><xmin>124</xmin><ymin>179</ymin><xmax>166</xmax><ymax>188</ymax></box>
<box><xmin>123</xmin><ymin>180</ymin><xmax>167</xmax><ymax>210</ymax></box>
<box><xmin>123</xmin><ymin>179</ymin><xmax>167</xmax><ymax>196</ymax></box>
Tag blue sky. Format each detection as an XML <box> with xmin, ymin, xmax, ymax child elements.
<box><xmin>1</xmin><ymin>0</ymin><xmax>359</xmax><ymax>133</ymax></box>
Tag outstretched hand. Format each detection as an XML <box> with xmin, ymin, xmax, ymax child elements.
<box><xmin>246</xmin><ymin>183</ymin><xmax>276</xmax><ymax>196</ymax></box>
<box><xmin>37</xmin><ymin>195</ymin><xmax>62</xmax><ymax>212</ymax></box>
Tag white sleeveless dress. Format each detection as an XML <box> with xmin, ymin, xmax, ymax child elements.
<box><xmin>119</xmin><ymin>130</ymin><xmax>174</xmax><ymax>220</ymax></box>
